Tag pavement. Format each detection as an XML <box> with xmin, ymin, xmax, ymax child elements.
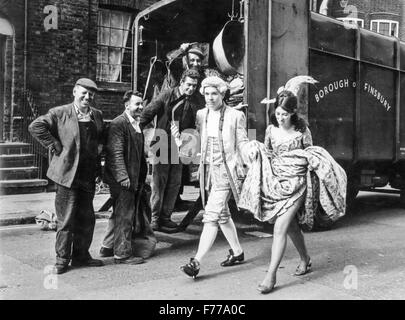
<box><xmin>0</xmin><ymin>191</ymin><xmax>111</xmax><ymax>226</ymax></box>
<box><xmin>0</xmin><ymin>185</ymin><xmax>267</xmax><ymax>232</ymax></box>
<box><xmin>1</xmin><ymin>190</ymin><xmax>405</xmax><ymax>300</ymax></box>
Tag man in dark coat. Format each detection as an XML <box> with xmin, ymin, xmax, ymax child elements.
<box><xmin>140</xmin><ymin>69</ymin><xmax>200</xmax><ymax>231</ymax></box>
<box><xmin>100</xmin><ymin>91</ymin><xmax>150</xmax><ymax>264</ymax></box>
<box><xmin>29</xmin><ymin>78</ymin><xmax>105</xmax><ymax>274</ymax></box>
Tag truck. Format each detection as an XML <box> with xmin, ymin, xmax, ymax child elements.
<box><xmin>131</xmin><ymin>0</ymin><xmax>405</xmax><ymax>229</ymax></box>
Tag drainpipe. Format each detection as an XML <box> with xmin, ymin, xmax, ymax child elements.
<box><xmin>402</xmin><ymin>1</ymin><xmax>405</xmax><ymax>40</ymax></box>
<box><xmin>23</xmin><ymin>0</ymin><xmax>27</xmax><ymax>92</ymax></box>
<box><xmin>266</xmin><ymin>0</ymin><xmax>272</xmax><ymax>126</ymax></box>
<box><xmin>88</xmin><ymin>0</ymin><xmax>91</xmax><ymax>75</ymax></box>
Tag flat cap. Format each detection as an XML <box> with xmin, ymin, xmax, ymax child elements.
<box><xmin>75</xmin><ymin>78</ymin><xmax>98</xmax><ymax>91</ymax></box>
<box><xmin>188</xmin><ymin>47</ymin><xmax>204</xmax><ymax>58</ymax></box>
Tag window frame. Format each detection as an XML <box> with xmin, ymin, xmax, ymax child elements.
<box><xmin>370</xmin><ymin>19</ymin><xmax>399</xmax><ymax>37</ymax></box>
<box><xmin>96</xmin><ymin>8</ymin><xmax>134</xmax><ymax>84</ymax></box>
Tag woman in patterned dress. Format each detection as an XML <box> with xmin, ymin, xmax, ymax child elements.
<box><xmin>257</xmin><ymin>90</ymin><xmax>313</xmax><ymax>294</ymax></box>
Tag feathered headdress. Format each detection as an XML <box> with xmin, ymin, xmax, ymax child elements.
<box><xmin>261</xmin><ymin>75</ymin><xmax>318</xmax><ymax>104</ymax></box>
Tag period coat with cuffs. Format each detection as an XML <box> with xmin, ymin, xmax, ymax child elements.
<box><xmin>29</xmin><ymin>103</ymin><xmax>104</xmax><ymax>187</ymax></box>
<box><xmin>196</xmin><ymin>104</ymin><xmax>250</xmax><ymax>207</ymax></box>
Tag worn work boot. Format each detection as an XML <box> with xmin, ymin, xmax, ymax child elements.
<box><xmin>99</xmin><ymin>247</ymin><xmax>114</xmax><ymax>258</ymax></box>
<box><xmin>114</xmin><ymin>256</ymin><xmax>145</xmax><ymax>265</ymax></box>
<box><xmin>160</xmin><ymin>219</ymin><xmax>178</xmax><ymax>229</ymax></box>
<box><xmin>150</xmin><ymin>220</ymin><xmax>160</xmax><ymax>231</ymax></box>
<box><xmin>175</xmin><ymin>221</ymin><xmax>189</xmax><ymax>233</ymax></box>
<box><xmin>53</xmin><ymin>263</ymin><xmax>69</xmax><ymax>275</ymax></box>
<box><xmin>71</xmin><ymin>258</ymin><xmax>104</xmax><ymax>267</ymax></box>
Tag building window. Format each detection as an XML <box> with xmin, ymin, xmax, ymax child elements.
<box><xmin>97</xmin><ymin>9</ymin><xmax>133</xmax><ymax>83</ymax></box>
<box><xmin>337</xmin><ymin>17</ymin><xmax>364</xmax><ymax>28</ymax></box>
<box><xmin>370</xmin><ymin>20</ymin><xmax>399</xmax><ymax>37</ymax></box>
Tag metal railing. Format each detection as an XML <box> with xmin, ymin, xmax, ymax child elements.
<box><xmin>20</xmin><ymin>90</ymin><xmax>48</xmax><ymax>179</ymax></box>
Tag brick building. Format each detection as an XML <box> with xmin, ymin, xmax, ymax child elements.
<box><xmin>312</xmin><ymin>0</ymin><xmax>405</xmax><ymax>40</ymax></box>
<box><xmin>0</xmin><ymin>0</ymin><xmax>160</xmax><ymax>142</ymax></box>
<box><xmin>3</xmin><ymin>0</ymin><xmax>403</xmax><ymax>143</ymax></box>
<box><xmin>0</xmin><ymin>0</ymin><xmax>159</xmax><ymax>193</ymax></box>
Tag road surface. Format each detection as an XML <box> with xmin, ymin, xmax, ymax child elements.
<box><xmin>1</xmin><ymin>191</ymin><xmax>404</xmax><ymax>301</ymax></box>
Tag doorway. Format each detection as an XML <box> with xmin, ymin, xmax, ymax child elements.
<box><xmin>0</xmin><ymin>16</ymin><xmax>14</xmax><ymax>142</ymax></box>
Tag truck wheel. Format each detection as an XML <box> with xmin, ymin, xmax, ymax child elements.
<box><xmin>346</xmin><ymin>177</ymin><xmax>360</xmax><ymax>208</ymax></box>
<box><xmin>312</xmin><ymin>206</ymin><xmax>334</xmax><ymax>231</ymax></box>
<box><xmin>400</xmin><ymin>189</ymin><xmax>405</xmax><ymax>208</ymax></box>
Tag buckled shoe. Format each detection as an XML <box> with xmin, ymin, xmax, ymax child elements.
<box><xmin>180</xmin><ymin>258</ymin><xmax>200</xmax><ymax>279</ymax></box>
<box><xmin>220</xmin><ymin>249</ymin><xmax>244</xmax><ymax>267</ymax></box>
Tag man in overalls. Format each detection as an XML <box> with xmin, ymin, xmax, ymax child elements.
<box><xmin>29</xmin><ymin>78</ymin><xmax>105</xmax><ymax>274</ymax></box>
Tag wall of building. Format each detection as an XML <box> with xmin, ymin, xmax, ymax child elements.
<box><xmin>2</xmin><ymin>0</ymin><xmax>405</xmax><ymax>141</ymax></box>
<box><xmin>314</xmin><ymin>0</ymin><xmax>404</xmax><ymax>40</ymax></box>
<box><xmin>351</xmin><ymin>0</ymin><xmax>402</xmax><ymax>37</ymax></box>
<box><xmin>1</xmin><ymin>0</ymin><xmax>160</xmax><ymax>141</ymax></box>
<box><xmin>25</xmin><ymin>0</ymin><xmax>97</xmax><ymax>113</ymax></box>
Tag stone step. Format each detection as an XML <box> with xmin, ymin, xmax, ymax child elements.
<box><xmin>0</xmin><ymin>167</ymin><xmax>39</xmax><ymax>180</ymax></box>
<box><xmin>0</xmin><ymin>179</ymin><xmax>48</xmax><ymax>195</ymax></box>
<box><xmin>0</xmin><ymin>143</ymin><xmax>31</xmax><ymax>155</ymax></box>
<box><xmin>0</xmin><ymin>154</ymin><xmax>35</xmax><ymax>168</ymax></box>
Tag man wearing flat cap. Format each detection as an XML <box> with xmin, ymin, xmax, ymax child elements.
<box><xmin>161</xmin><ymin>43</ymin><xmax>205</xmax><ymax>91</ymax></box>
<box><xmin>29</xmin><ymin>78</ymin><xmax>105</xmax><ymax>274</ymax></box>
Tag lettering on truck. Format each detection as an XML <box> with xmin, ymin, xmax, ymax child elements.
<box><xmin>315</xmin><ymin>79</ymin><xmax>351</xmax><ymax>102</ymax></box>
<box><xmin>363</xmin><ymin>83</ymin><xmax>392</xmax><ymax>112</ymax></box>
<box><xmin>314</xmin><ymin>80</ymin><xmax>393</xmax><ymax>112</ymax></box>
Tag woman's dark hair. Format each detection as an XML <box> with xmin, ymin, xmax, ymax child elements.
<box><xmin>269</xmin><ymin>90</ymin><xmax>307</xmax><ymax>133</ymax></box>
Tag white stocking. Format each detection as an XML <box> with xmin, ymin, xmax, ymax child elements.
<box><xmin>219</xmin><ymin>218</ymin><xmax>243</xmax><ymax>256</ymax></box>
<box><xmin>194</xmin><ymin>223</ymin><xmax>218</xmax><ymax>263</ymax></box>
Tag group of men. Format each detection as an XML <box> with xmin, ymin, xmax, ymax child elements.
<box><xmin>29</xmin><ymin>43</ymin><xmax>214</xmax><ymax>274</ymax></box>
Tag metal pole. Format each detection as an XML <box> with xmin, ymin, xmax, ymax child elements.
<box><xmin>266</xmin><ymin>0</ymin><xmax>272</xmax><ymax>126</ymax></box>
<box><xmin>24</xmin><ymin>0</ymin><xmax>27</xmax><ymax>92</ymax></box>
<box><xmin>132</xmin><ymin>20</ymin><xmax>138</xmax><ymax>91</ymax></box>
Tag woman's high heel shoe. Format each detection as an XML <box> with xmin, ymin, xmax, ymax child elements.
<box><xmin>257</xmin><ymin>273</ymin><xmax>276</xmax><ymax>294</ymax></box>
<box><xmin>257</xmin><ymin>282</ymin><xmax>276</xmax><ymax>294</ymax></box>
<box><xmin>294</xmin><ymin>257</ymin><xmax>312</xmax><ymax>276</ymax></box>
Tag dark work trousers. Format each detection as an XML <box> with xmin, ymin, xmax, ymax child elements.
<box><xmin>176</xmin><ymin>165</ymin><xmax>190</xmax><ymax>200</ymax></box>
<box><xmin>109</xmin><ymin>184</ymin><xmax>137</xmax><ymax>259</ymax></box>
<box><xmin>151</xmin><ymin>163</ymin><xmax>183</xmax><ymax>224</ymax></box>
<box><xmin>55</xmin><ymin>120</ymin><xmax>98</xmax><ymax>266</ymax></box>
<box><xmin>55</xmin><ymin>183</ymin><xmax>96</xmax><ymax>266</ymax></box>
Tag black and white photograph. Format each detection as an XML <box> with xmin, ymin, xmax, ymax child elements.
<box><xmin>1</xmin><ymin>0</ymin><xmax>405</xmax><ymax>308</ymax></box>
